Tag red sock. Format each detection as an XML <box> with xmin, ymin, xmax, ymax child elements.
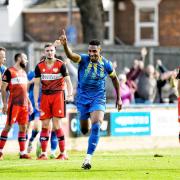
<box><xmin>18</xmin><ymin>132</ymin><xmax>26</xmax><ymax>152</ymax></box>
<box><xmin>56</xmin><ymin>128</ymin><xmax>65</xmax><ymax>153</ymax></box>
<box><xmin>40</xmin><ymin>128</ymin><xmax>49</xmax><ymax>152</ymax></box>
<box><xmin>0</xmin><ymin>130</ymin><xmax>8</xmax><ymax>149</ymax></box>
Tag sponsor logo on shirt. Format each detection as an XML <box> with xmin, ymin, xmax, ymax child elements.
<box><xmin>53</xmin><ymin>68</ymin><xmax>58</xmax><ymax>73</ymax></box>
<box><xmin>41</xmin><ymin>73</ymin><xmax>62</xmax><ymax>80</ymax></box>
<box><xmin>11</xmin><ymin>77</ymin><xmax>27</xmax><ymax>84</ymax></box>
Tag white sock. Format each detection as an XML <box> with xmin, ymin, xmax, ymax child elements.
<box><xmin>85</xmin><ymin>154</ymin><xmax>92</xmax><ymax>161</ymax></box>
<box><xmin>51</xmin><ymin>150</ymin><xmax>56</xmax><ymax>155</ymax></box>
<box><xmin>41</xmin><ymin>152</ymin><xmax>47</xmax><ymax>156</ymax></box>
<box><xmin>61</xmin><ymin>151</ymin><xmax>66</xmax><ymax>155</ymax></box>
<box><xmin>20</xmin><ymin>151</ymin><xmax>25</xmax><ymax>155</ymax></box>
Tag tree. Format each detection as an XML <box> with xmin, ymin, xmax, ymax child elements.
<box><xmin>76</xmin><ymin>0</ymin><xmax>105</xmax><ymax>43</ymax></box>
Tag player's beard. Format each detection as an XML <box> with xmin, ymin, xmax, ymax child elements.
<box><xmin>20</xmin><ymin>62</ymin><xmax>26</xmax><ymax>69</ymax></box>
<box><xmin>89</xmin><ymin>55</ymin><xmax>98</xmax><ymax>62</ymax></box>
<box><xmin>46</xmin><ymin>57</ymin><xmax>54</xmax><ymax>61</ymax></box>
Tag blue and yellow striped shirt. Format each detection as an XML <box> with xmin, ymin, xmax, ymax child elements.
<box><xmin>77</xmin><ymin>54</ymin><xmax>115</xmax><ymax>104</ymax></box>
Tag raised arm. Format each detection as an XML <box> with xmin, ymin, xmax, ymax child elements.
<box><xmin>59</xmin><ymin>29</ymin><xmax>81</xmax><ymax>63</ymax></box>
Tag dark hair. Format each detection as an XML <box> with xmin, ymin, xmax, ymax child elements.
<box><xmin>14</xmin><ymin>53</ymin><xmax>22</xmax><ymax>62</ymax></box>
<box><xmin>89</xmin><ymin>39</ymin><xmax>101</xmax><ymax>46</ymax></box>
<box><xmin>44</xmin><ymin>43</ymin><xmax>54</xmax><ymax>49</ymax></box>
<box><xmin>0</xmin><ymin>47</ymin><xmax>6</xmax><ymax>52</ymax></box>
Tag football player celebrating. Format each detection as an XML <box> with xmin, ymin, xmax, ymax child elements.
<box><xmin>59</xmin><ymin>30</ymin><xmax>122</xmax><ymax>169</ymax></box>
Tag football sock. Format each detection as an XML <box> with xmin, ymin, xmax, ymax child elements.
<box><xmin>87</xmin><ymin>122</ymin><xmax>100</xmax><ymax>155</ymax></box>
<box><xmin>0</xmin><ymin>130</ymin><xmax>8</xmax><ymax>150</ymax></box>
<box><xmin>50</xmin><ymin>131</ymin><xmax>58</xmax><ymax>154</ymax></box>
<box><xmin>26</xmin><ymin>134</ymin><xmax>28</xmax><ymax>140</ymax></box>
<box><xmin>40</xmin><ymin>128</ymin><xmax>49</xmax><ymax>153</ymax></box>
<box><xmin>41</xmin><ymin>152</ymin><xmax>47</xmax><ymax>156</ymax></box>
<box><xmin>55</xmin><ymin>128</ymin><xmax>65</xmax><ymax>153</ymax></box>
<box><xmin>20</xmin><ymin>151</ymin><xmax>26</xmax><ymax>155</ymax></box>
<box><xmin>29</xmin><ymin>130</ymin><xmax>39</xmax><ymax>142</ymax></box>
<box><xmin>85</xmin><ymin>154</ymin><xmax>92</xmax><ymax>161</ymax></box>
<box><xmin>18</xmin><ymin>132</ymin><xmax>26</xmax><ymax>152</ymax></box>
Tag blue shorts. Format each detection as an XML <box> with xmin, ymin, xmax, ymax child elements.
<box><xmin>77</xmin><ymin>100</ymin><xmax>106</xmax><ymax>120</ymax></box>
<box><xmin>29</xmin><ymin>108</ymin><xmax>40</xmax><ymax>122</ymax></box>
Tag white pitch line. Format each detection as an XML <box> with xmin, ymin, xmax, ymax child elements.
<box><xmin>0</xmin><ymin>159</ymin><xmax>81</xmax><ymax>168</ymax></box>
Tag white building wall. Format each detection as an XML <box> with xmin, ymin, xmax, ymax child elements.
<box><xmin>0</xmin><ymin>7</ymin><xmax>10</xmax><ymax>42</ymax></box>
<box><xmin>8</xmin><ymin>0</ymin><xmax>23</xmax><ymax>42</ymax></box>
<box><xmin>0</xmin><ymin>0</ymin><xmax>34</xmax><ymax>42</ymax></box>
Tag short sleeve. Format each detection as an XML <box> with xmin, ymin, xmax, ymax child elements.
<box><xmin>35</xmin><ymin>65</ymin><xmax>41</xmax><ymax>78</ymax></box>
<box><xmin>79</xmin><ymin>54</ymin><xmax>88</xmax><ymax>64</ymax></box>
<box><xmin>60</xmin><ymin>63</ymin><xmax>69</xmax><ymax>77</ymax></box>
<box><xmin>0</xmin><ymin>65</ymin><xmax>7</xmax><ymax>75</ymax></box>
<box><xmin>105</xmin><ymin>60</ymin><xmax>116</xmax><ymax>77</ymax></box>
<box><xmin>2</xmin><ymin>69</ymin><xmax>11</xmax><ymax>83</ymax></box>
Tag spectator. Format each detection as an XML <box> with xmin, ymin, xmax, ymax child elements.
<box><xmin>126</xmin><ymin>59</ymin><xmax>144</xmax><ymax>102</ymax></box>
<box><xmin>117</xmin><ymin>74</ymin><xmax>132</xmax><ymax>105</ymax></box>
<box><xmin>140</xmin><ymin>47</ymin><xmax>148</xmax><ymax>63</ymax></box>
<box><xmin>135</xmin><ymin>64</ymin><xmax>157</xmax><ymax>104</ymax></box>
<box><xmin>122</xmin><ymin>67</ymin><xmax>130</xmax><ymax>75</ymax></box>
<box><xmin>156</xmin><ymin>59</ymin><xmax>177</xmax><ymax>103</ymax></box>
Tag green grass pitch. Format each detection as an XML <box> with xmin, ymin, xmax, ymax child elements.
<box><xmin>0</xmin><ymin>148</ymin><xmax>180</xmax><ymax>180</ymax></box>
